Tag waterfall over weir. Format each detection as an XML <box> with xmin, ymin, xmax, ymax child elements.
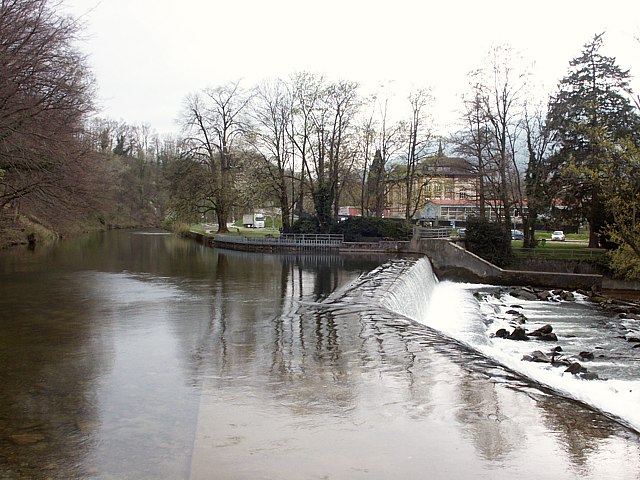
<box><xmin>381</xmin><ymin>257</ymin><xmax>439</xmax><ymax>321</ymax></box>
<box><xmin>380</xmin><ymin>257</ymin><xmax>488</xmax><ymax>347</ymax></box>
<box><xmin>341</xmin><ymin>257</ymin><xmax>640</xmax><ymax>434</ymax></box>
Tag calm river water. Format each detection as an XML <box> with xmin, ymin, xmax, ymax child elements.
<box><xmin>1</xmin><ymin>229</ymin><xmax>639</xmax><ymax>479</ymax></box>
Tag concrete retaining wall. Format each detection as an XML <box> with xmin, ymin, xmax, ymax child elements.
<box><xmin>412</xmin><ymin>237</ymin><xmax>603</xmax><ymax>290</ymax></box>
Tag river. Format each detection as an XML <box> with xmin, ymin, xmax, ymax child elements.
<box><xmin>0</xmin><ymin>229</ymin><xmax>639</xmax><ymax>479</ymax></box>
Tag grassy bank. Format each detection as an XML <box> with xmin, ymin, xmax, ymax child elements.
<box><xmin>190</xmin><ymin>224</ymin><xmax>281</xmax><ymax>238</ymax></box>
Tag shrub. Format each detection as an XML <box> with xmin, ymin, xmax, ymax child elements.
<box><xmin>292</xmin><ymin>215</ymin><xmax>320</xmax><ymax>234</ymax></box>
<box><xmin>607</xmin><ymin>244</ymin><xmax>640</xmax><ymax>281</ymax></box>
<box><xmin>330</xmin><ymin>217</ymin><xmax>410</xmax><ymax>242</ymax></box>
<box><xmin>465</xmin><ymin>217</ymin><xmax>512</xmax><ymax>267</ymax></box>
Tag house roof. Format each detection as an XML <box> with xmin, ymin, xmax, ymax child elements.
<box><xmin>425</xmin><ymin>198</ymin><xmax>530</xmax><ymax>207</ymax></box>
<box><xmin>427</xmin><ymin>199</ymin><xmax>477</xmax><ymax>206</ymax></box>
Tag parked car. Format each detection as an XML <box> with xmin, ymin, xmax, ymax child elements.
<box><xmin>457</xmin><ymin>228</ymin><xmax>466</xmax><ymax>239</ymax></box>
<box><xmin>511</xmin><ymin>229</ymin><xmax>524</xmax><ymax>240</ymax></box>
<box><xmin>551</xmin><ymin>230</ymin><xmax>566</xmax><ymax>241</ymax></box>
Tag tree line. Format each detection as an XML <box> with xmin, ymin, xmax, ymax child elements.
<box><xmin>1</xmin><ymin>1</ymin><xmax>639</xmax><ymax>278</ymax></box>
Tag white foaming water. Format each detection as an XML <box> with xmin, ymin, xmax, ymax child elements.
<box><xmin>381</xmin><ymin>257</ymin><xmax>438</xmax><ymax>321</ymax></box>
<box><xmin>381</xmin><ymin>257</ymin><xmax>640</xmax><ymax>433</ymax></box>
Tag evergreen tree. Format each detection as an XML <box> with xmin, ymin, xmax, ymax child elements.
<box><xmin>366</xmin><ymin>149</ymin><xmax>385</xmax><ymax>217</ymax></box>
<box><xmin>547</xmin><ymin>33</ymin><xmax>640</xmax><ymax>247</ymax></box>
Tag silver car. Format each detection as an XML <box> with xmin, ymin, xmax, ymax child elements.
<box><xmin>551</xmin><ymin>230</ymin><xmax>566</xmax><ymax>241</ymax></box>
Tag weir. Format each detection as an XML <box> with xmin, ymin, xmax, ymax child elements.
<box><xmin>379</xmin><ymin>256</ymin><xmax>640</xmax><ymax>433</ymax></box>
<box><xmin>381</xmin><ymin>257</ymin><xmax>439</xmax><ymax>322</ymax></box>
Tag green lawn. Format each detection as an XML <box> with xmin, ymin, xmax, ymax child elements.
<box><xmin>535</xmin><ymin>231</ymin><xmax>589</xmax><ymax>242</ymax></box>
<box><xmin>512</xmin><ymin>240</ymin><xmax>590</xmax><ymax>249</ymax></box>
<box><xmin>510</xmin><ymin>230</ymin><xmax>607</xmax><ymax>261</ymax></box>
<box><xmin>191</xmin><ymin>224</ymin><xmax>280</xmax><ymax>238</ymax></box>
<box><xmin>512</xmin><ymin>236</ymin><xmax>606</xmax><ymax>261</ymax></box>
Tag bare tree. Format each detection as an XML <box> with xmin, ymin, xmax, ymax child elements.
<box><xmin>288</xmin><ymin>72</ymin><xmax>322</xmax><ymax>220</ymax></box>
<box><xmin>356</xmin><ymin>97</ymin><xmax>377</xmax><ymax>216</ymax></box>
<box><xmin>317</xmin><ymin>79</ymin><xmax>360</xmax><ymax>228</ymax></box>
<box><xmin>403</xmin><ymin>88</ymin><xmax>434</xmax><ymax>222</ymax></box>
<box><xmin>523</xmin><ymin>102</ymin><xmax>554</xmax><ymax>248</ymax></box>
<box><xmin>181</xmin><ymin>81</ymin><xmax>251</xmax><ymax>232</ymax></box>
<box><xmin>250</xmin><ymin>78</ymin><xmax>295</xmax><ymax>231</ymax></box>
<box><xmin>0</xmin><ymin>0</ymin><xmax>96</xmax><ymax>228</ymax></box>
<box><xmin>359</xmin><ymin>90</ymin><xmax>405</xmax><ymax>218</ymax></box>
<box><xmin>475</xmin><ymin>46</ymin><xmax>527</xmax><ymax>235</ymax></box>
<box><xmin>453</xmin><ymin>82</ymin><xmax>492</xmax><ymax>220</ymax></box>
<box><xmin>288</xmin><ymin>74</ymin><xmax>360</xmax><ymax>230</ymax></box>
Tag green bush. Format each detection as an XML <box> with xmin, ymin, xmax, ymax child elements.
<box><xmin>292</xmin><ymin>215</ymin><xmax>411</xmax><ymax>241</ymax></box>
<box><xmin>330</xmin><ymin>217</ymin><xmax>410</xmax><ymax>242</ymax></box>
<box><xmin>607</xmin><ymin>244</ymin><xmax>640</xmax><ymax>281</ymax></box>
<box><xmin>292</xmin><ymin>215</ymin><xmax>321</xmax><ymax>234</ymax></box>
<box><xmin>465</xmin><ymin>217</ymin><xmax>512</xmax><ymax>267</ymax></box>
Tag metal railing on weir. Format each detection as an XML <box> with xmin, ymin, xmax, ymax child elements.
<box><xmin>214</xmin><ymin>233</ymin><xmax>344</xmax><ymax>249</ymax></box>
<box><xmin>413</xmin><ymin>227</ymin><xmax>452</xmax><ymax>239</ymax></box>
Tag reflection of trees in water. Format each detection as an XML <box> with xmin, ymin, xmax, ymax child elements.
<box><xmin>454</xmin><ymin>375</ymin><xmax>523</xmax><ymax>461</ymax></box>
<box><xmin>255</xmin><ymin>254</ymin><xmax>447</xmax><ymax>418</ymax></box>
<box><xmin>536</xmin><ymin>394</ymin><xmax>622</xmax><ymax>470</ymax></box>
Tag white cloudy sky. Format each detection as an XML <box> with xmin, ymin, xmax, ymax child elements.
<box><xmin>65</xmin><ymin>0</ymin><xmax>640</xmax><ymax>136</ymax></box>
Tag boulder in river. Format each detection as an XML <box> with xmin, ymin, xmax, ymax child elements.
<box><xmin>494</xmin><ymin>328</ymin><xmax>509</xmax><ymax>339</ymax></box>
<box><xmin>578</xmin><ymin>351</ymin><xmax>594</xmax><ymax>361</ymax></box>
<box><xmin>508</xmin><ymin>326</ymin><xmax>529</xmax><ymax>341</ymax></box>
<box><xmin>522</xmin><ymin>350</ymin><xmax>550</xmax><ymax>363</ymax></box>
<box><xmin>529</xmin><ymin>324</ymin><xmax>553</xmax><ymax>336</ymax></box>
<box><xmin>510</xmin><ymin>288</ymin><xmax>538</xmax><ymax>301</ymax></box>
<box><xmin>563</xmin><ymin>362</ymin><xmax>599</xmax><ymax>379</ymax></box>
<box><xmin>536</xmin><ymin>291</ymin><xmax>551</xmax><ymax>301</ymax></box>
<box><xmin>529</xmin><ymin>324</ymin><xmax>558</xmax><ymax>341</ymax></box>
<box><xmin>505</xmin><ymin>309</ymin><xmax>527</xmax><ymax>324</ymax></box>
<box><xmin>564</xmin><ymin>362</ymin><xmax>587</xmax><ymax>374</ymax></box>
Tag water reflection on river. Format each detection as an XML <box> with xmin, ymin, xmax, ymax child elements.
<box><xmin>0</xmin><ymin>230</ymin><xmax>639</xmax><ymax>479</ymax></box>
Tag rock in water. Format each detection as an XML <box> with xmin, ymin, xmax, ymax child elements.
<box><xmin>578</xmin><ymin>351</ymin><xmax>594</xmax><ymax>361</ymax></box>
<box><xmin>538</xmin><ymin>332</ymin><xmax>558</xmax><ymax>341</ymax></box>
<box><xmin>508</xmin><ymin>327</ymin><xmax>529</xmax><ymax>341</ymax></box>
<box><xmin>522</xmin><ymin>350</ymin><xmax>550</xmax><ymax>363</ymax></box>
<box><xmin>511</xmin><ymin>288</ymin><xmax>538</xmax><ymax>301</ymax></box>
<box><xmin>495</xmin><ymin>328</ymin><xmax>509</xmax><ymax>338</ymax></box>
<box><xmin>529</xmin><ymin>324</ymin><xmax>553</xmax><ymax>336</ymax></box>
<box><xmin>564</xmin><ymin>362</ymin><xmax>587</xmax><ymax>375</ymax></box>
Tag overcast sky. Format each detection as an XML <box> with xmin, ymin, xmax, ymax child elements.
<box><xmin>65</xmin><ymin>0</ymin><xmax>640</xmax><ymax>137</ymax></box>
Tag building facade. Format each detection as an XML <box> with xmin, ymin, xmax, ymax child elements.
<box><xmin>385</xmin><ymin>157</ymin><xmax>478</xmax><ymax>221</ymax></box>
